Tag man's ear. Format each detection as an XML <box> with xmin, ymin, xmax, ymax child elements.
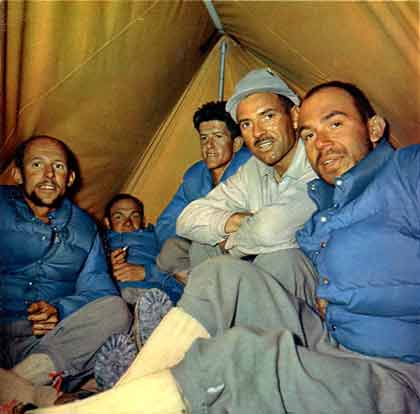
<box><xmin>11</xmin><ymin>166</ymin><xmax>23</xmax><ymax>185</ymax></box>
<box><xmin>291</xmin><ymin>105</ymin><xmax>300</xmax><ymax>130</ymax></box>
<box><xmin>67</xmin><ymin>171</ymin><xmax>76</xmax><ymax>187</ymax></box>
<box><xmin>367</xmin><ymin>115</ymin><xmax>386</xmax><ymax>145</ymax></box>
<box><xmin>233</xmin><ymin>136</ymin><xmax>244</xmax><ymax>153</ymax></box>
<box><xmin>103</xmin><ymin>217</ymin><xmax>111</xmax><ymax>229</ymax></box>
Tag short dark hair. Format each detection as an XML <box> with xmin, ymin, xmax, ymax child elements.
<box><xmin>14</xmin><ymin>135</ymin><xmax>81</xmax><ymax>196</ymax></box>
<box><xmin>277</xmin><ymin>95</ymin><xmax>295</xmax><ymax>114</ymax></box>
<box><xmin>303</xmin><ymin>81</ymin><xmax>376</xmax><ymax>122</ymax></box>
<box><xmin>104</xmin><ymin>193</ymin><xmax>144</xmax><ymax>221</ymax></box>
<box><xmin>193</xmin><ymin>101</ymin><xmax>240</xmax><ymax>138</ymax></box>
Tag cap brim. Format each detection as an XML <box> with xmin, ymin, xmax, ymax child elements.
<box><xmin>227</xmin><ymin>86</ymin><xmax>300</xmax><ymax>122</ymax></box>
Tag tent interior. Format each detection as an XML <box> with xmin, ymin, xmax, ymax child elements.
<box><xmin>1</xmin><ymin>1</ymin><xmax>419</xmax><ymax>223</ymax></box>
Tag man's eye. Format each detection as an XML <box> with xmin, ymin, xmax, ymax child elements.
<box><xmin>264</xmin><ymin>112</ymin><xmax>275</xmax><ymax>120</ymax></box>
<box><xmin>54</xmin><ymin>163</ymin><xmax>65</xmax><ymax>170</ymax></box>
<box><xmin>112</xmin><ymin>214</ymin><xmax>122</xmax><ymax>221</ymax></box>
<box><xmin>131</xmin><ymin>213</ymin><xmax>141</xmax><ymax>219</ymax></box>
<box><xmin>331</xmin><ymin>121</ymin><xmax>342</xmax><ymax>129</ymax></box>
<box><xmin>215</xmin><ymin>134</ymin><xmax>224</xmax><ymax>139</ymax></box>
<box><xmin>300</xmin><ymin>132</ymin><xmax>314</xmax><ymax>142</ymax></box>
<box><xmin>32</xmin><ymin>161</ymin><xmax>42</xmax><ymax>168</ymax></box>
<box><xmin>200</xmin><ymin>136</ymin><xmax>208</xmax><ymax>143</ymax></box>
<box><xmin>240</xmin><ymin>121</ymin><xmax>250</xmax><ymax>129</ymax></box>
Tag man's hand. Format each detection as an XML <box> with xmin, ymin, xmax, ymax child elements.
<box><xmin>110</xmin><ymin>247</ymin><xmax>128</xmax><ymax>266</ymax></box>
<box><xmin>316</xmin><ymin>297</ymin><xmax>328</xmax><ymax>320</ymax></box>
<box><xmin>110</xmin><ymin>247</ymin><xmax>146</xmax><ymax>281</ymax></box>
<box><xmin>27</xmin><ymin>300</ymin><xmax>59</xmax><ymax>336</ymax></box>
<box><xmin>224</xmin><ymin>212</ymin><xmax>253</xmax><ymax>234</ymax></box>
<box><xmin>113</xmin><ymin>262</ymin><xmax>146</xmax><ymax>282</ymax></box>
<box><xmin>218</xmin><ymin>238</ymin><xmax>228</xmax><ymax>253</ymax></box>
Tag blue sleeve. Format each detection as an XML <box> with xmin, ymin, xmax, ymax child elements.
<box><xmin>391</xmin><ymin>145</ymin><xmax>420</xmax><ymax>235</ymax></box>
<box><xmin>144</xmin><ymin>263</ymin><xmax>184</xmax><ymax>303</ymax></box>
<box><xmin>52</xmin><ymin>233</ymin><xmax>119</xmax><ymax>319</ymax></box>
<box><xmin>155</xmin><ymin>162</ymin><xmax>212</xmax><ymax>247</ymax></box>
<box><xmin>155</xmin><ymin>181</ymin><xmax>190</xmax><ymax>247</ymax></box>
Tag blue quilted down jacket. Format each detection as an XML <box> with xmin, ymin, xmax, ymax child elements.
<box><xmin>0</xmin><ymin>185</ymin><xmax>119</xmax><ymax>324</ymax></box>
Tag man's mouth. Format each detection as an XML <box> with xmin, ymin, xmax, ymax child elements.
<box><xmin>37</xmin><ymin>182</ymin><xmax>57</xmax><ymax>191</ymax></box>
<box><xmin>255</xmin><ymin>138</ymin><xmax>273</xmax><ymax>152</ymax></box>
<box><xmin>319</xmin><ymin>154</ymin><xmax>342</xmax><ymax>171</ymax></box>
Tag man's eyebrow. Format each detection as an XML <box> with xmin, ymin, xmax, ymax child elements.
<box><xmin>322</xmin><ymin>110</ymin><xmax>347</xmax><ymax>122</ymax></box>
<box><xmin>298</xmin><ymin>110</ymin><xmax>347</xmax><ymax>135</ymax></box>
<box><xmin>238</xmin><ymin>107</ymin><xmax>276</xmax><ymax>124</ymax></box>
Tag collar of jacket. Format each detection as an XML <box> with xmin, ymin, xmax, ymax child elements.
<box><xmin>9</xmin><ymin>185</ymin><xmax>73</xmax><ymax>231</ymax></box>
<box><xmin>308</xmin><ymin>139</ymin><xmax>394</xmax><ymax>210</ymax></box>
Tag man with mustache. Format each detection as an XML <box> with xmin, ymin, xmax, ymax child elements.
<box><xmin>33</xmin><ymin>82</ymin><xmax>420</xmax><ymax>414</ymax></box>
<box><xmin>155</xmin><ymin>101</ymin><xmax>251</xmax><ymax>283</ymax></box>
<box><xmin>177</xmin><ymin>68</ymin><xmax>317</xmax><ymax>268</ymax></box>
<box><xmin>0</xmin><ymin>136</ymin><xmax>131</xmax><ymax>409</ymax></box>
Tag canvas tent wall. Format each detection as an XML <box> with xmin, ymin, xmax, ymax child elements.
<box><xmin>1</xmin><ymin>1</ymin><xmax>419</xmax><ymax>222</ymax></box>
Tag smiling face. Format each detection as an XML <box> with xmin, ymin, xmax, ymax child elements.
<box><xmin>13</xmin><ymin>137</ymin><xmax>75</xmax><ymax>217</ymax></box>
<box><xmin>237</xmin><ymin>92</ymin><xmax>296</xmax><ymax>176</ymax></box>
<box><xmin>198</xmin><ymin>119</ymin><xmax>235</xmax><ymax>184</ymax></box>
<box><xmin>108</xmin><ymin>198</ymin><xmax>144</xmax><ymax>233</ymax></box>
<box><xmin>298</xmin><ymin>87</ymin><xmax>375</xmax><ymax>185</ymax></box>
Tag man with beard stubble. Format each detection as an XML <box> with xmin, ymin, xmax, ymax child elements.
<box><xmin>0</xmin><ymin>136</ymin><xmax>131</xmax><ymax>410</ymax></box>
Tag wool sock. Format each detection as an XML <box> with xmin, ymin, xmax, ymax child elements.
<box><xmin>0</xmin><ymin>368</ymin><xmax>57</xmax><ymax>407</ymax></box>
<box><xmin>28</xmin><ymin>370</ymin><xmax>187</xmax><ymax>414</ymax></box>
<box><xmin>13</xmin><ymin>354</ymin><xmax>55</xmax><ymax>385</ymax></box>
<box><xmin>117</xmin><ymin>307</ymin><xmax>209</xmax><ymax>386</ymax></box>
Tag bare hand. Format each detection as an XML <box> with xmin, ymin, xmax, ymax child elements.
<box><xmin>218</xmin><ymin>239</ymin><xmax>228</xmax><ymax>253</ymax></box>
<box><xmin>113</xmin><ymin>262</ymin><xmax>146</xmax><ymax>282</ymax></box>
<box><xmin>27</xmin><ymin>300</ymin><xmax>59</xmax><ymax>335</ymax></box>
<box><xmin>224</xmin><ymin>212</ymin><xmax>253</xmax><ymax>234</ymax></box>
<box><xmin>110</xmin><ymin>247</ymin><xmax>128</xmax><ymax>267</ymax></box>
<box><xmin>315</xmin><ymin>297</ymin><xmax>328</xmax><ymax>320</ymax></box>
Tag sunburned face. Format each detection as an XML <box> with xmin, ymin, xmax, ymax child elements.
<box><xmin>237</xmin><ymin>92</ymin><xmax>296</xmax><ymax>176</ymax></box>
<box><xmin>298</xmin><ymin>87</ymin><xmax>376</xmax><ymax>185</ymax></box>
<box><xmin>109</xmin><ymin>198</ymin><xmax>144</xmax><ymax>233</ymax></box>
<box><xmin>199</xmin><ymin>120</ymin><xmax>235</xmax><ymax>184</ymax></box>
<box><xmin>14</xmin><ymin>137</ymin><xmax>75</xmax><ymax>217</ymax></box>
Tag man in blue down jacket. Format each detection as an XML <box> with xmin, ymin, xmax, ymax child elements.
<box><xmin>155</xmin><ymin>101</ymin><xmax>251</xmax><ymax>282</ymax></box>
<box><xmin>0</xmin><ymin>136</ymin><xmax>131</xmax><ymax>408</ymax></box>
<box><xmin>28</xmin><ymin>84</ymin><xmax>420</xmax><ymax>414</ymax></box>
<box><xmin>103</xmin><ymin>193</ymin><xmax>183</xmax><ymax>305</ymax></box>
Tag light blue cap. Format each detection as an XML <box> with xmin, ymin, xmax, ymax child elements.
<box><xmin>226</xmin><ymin>68</ymin><xmax>300</xmax><ymax>122</ymax></box>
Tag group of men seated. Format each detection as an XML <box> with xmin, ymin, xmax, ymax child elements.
<box><xmin>0</xmin><ymin>68</ymin><xmax>419</xmax><ymax>414</ymax></box>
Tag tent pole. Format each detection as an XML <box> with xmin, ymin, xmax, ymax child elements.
<box><xmin>218</xmin><ymin>39</ymin><xmax>228</xmax><ymax>100</ymax></box>
<box><xmin>203</xmin><ymin>0</ymin><xmax>227</xmax><ymax>100</ymax></box>
<box><xmin>203</xmin><ymin>0</ymin><xmax>224</xmax><ymax>33</ymax></box>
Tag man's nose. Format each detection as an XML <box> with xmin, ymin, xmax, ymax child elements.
<box><xmin>314</xmin><ymin>131</ymin><xmax>332</xmax><ymax>150</ymax></box>
<box><xmin>252</xmin><ymin>121</ymin><xmax>265</xmax><ymax>139</ymax></box>
<box><xmin>44</xmin><ymin>164</ymin><xmax>55</xmax><ymax>178</ymax></box>
<box><xmin>123</xmin><ymin>217</ymin><xmax>133</xmax><ymax>227</ymax></box>
<box><xmin>206</xmin><ymin>136</ymin><xmax>215</xmax><ymax>148</ymax></box>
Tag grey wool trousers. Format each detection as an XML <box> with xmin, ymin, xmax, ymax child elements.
<box><xmin>173</xmin><ymin>250</ymin><xmax>420</xmax><ymax>414</ymax></box>
<box><xmin>0</xmin><ymin>296</ymin><xmax>132</xmax><ymax>388</ymax></box>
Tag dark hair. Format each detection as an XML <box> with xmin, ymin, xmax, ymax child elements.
<box><xmin>303</xmin><ymin>81</ymin><xmax>376</xmax><ymax>122</ymax></box>
<box><xmin>193</xmin><ymin>101</ymin><xmax>240</xmax><ymax>138</ymax></box>
<box><xmin>104</xmin><ymin>193</ymin><xmax>144</xmax><ymax>221</ymax></box>
<box><xmin>14</xmin><ymin>135</ymin><xmax>81</xmax><ymax>197</ymax></box>
<box><xmin>277</xmin><ymin>95</ymin><xmax>295</xmax><ymax>114</ymax></box>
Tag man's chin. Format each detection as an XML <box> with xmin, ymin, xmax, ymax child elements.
<box><xmin>25</xmin><ymin>190</ymin><xmax>65</xmax><ymax>209</ymax></box>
